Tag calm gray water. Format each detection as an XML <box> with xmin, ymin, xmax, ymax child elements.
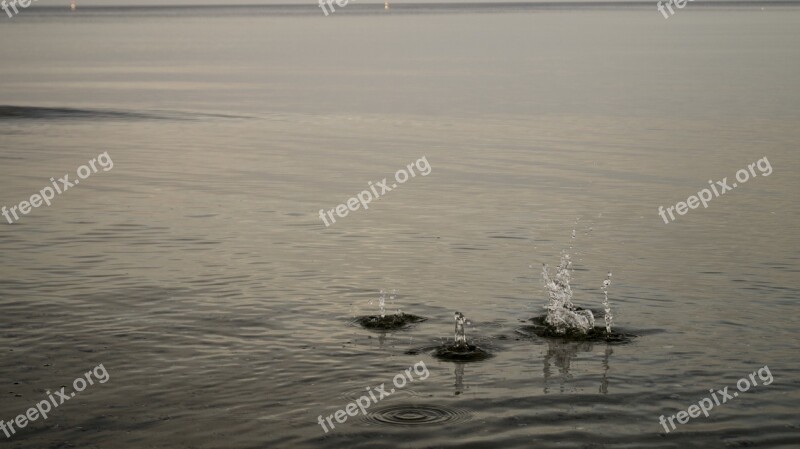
<box><xmin>1</xmin><ymin>3</ymin><xmax>799</xmax><ymax>448</ymax></box>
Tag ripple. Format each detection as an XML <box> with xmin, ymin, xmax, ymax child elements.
<box><xmin>364</xmin><ymin>404</ymin><xmax>471</xmax><ymax>427</ymax></box>
<box><xmin>340</xmin><ymin>387</ymin><xmax>423</xmax><ymax>403</ymax></box>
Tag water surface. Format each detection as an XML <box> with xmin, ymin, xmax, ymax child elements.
<box><xmin>1</xmin><ymin>4</ymin><xmax>799</xmax><ymax>448</ymax></box>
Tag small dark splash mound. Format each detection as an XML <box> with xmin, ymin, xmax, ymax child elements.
<box><xmin>520</xmin><ymin>315</ymin><xmax>636</xmax><ymax>343</ymax></box>
<box><xmin>354</xmin><ymin>313</ymin><xmax>426</xmax><ymax>331</ymax></box>
<box><xmin>363</xmin><ymin>404</ymin><xmax>471</xmax><ymax>427</ymax></box>
<box><xmin>431</xmin><ymin>343</ymin><xmax>493</xmax><ymax>362</ymax></box>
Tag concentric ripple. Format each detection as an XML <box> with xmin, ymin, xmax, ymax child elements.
<box><xmin>364</xmin><ymin>404</ymin><xmax>471</xmax><ymax>426</ymax></box>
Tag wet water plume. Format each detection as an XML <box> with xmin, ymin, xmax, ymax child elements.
<box><xmin>532</xmin><ymin>230</ymin><xmax>634</xmax><ymax>343</ymax></box>
<box><xmin>431</xmin><ymin>312</ymin><xmax>493</xmax><ymax>362</ymax></box>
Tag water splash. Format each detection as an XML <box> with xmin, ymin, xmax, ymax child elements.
<box><xmin>519</xmin><ymin>240</ymin><xmax>634</xmax><ymax>343</ymax></box>
<box><xmin>377</xmin><ymin>289</ymin><xmax>387</xmax><ymax>318</ymax></box>
<box><xmin>390</xmin><ymin>289</ymin><xmax>401</xmax><ymax>315</ymax></box>
<box><xmin>427</xmin><ymin>311</ymin><xmax>492</xmax><ymax>362</ymax></box>
<box><xmin>524</xmin><ymin>229</ymin><xmax>635</xmax><ymax>343</ymax></box>
<box><xmin>569</xmin><ymin>218</ymin><xmax>579</xmax><ymax>249</ymax></box>
<box><xmin>370</xmin><ymin>289</ymin><xmax>397</xmax><ymax>318</ymax></box>
<box><xmin>541</xmin><ymin>252</ymin><xmax>595</xmax><ymax>335</ymax></box>
<box><xmin>357</xmin><ymin>289</ymin><xmax>425</xmax><ymax>331</ymax></box>
<box><xmin>601</xmin><ymin>272</ymin><xmax>613</xmax><ymax>334</ymax></box>
<box><xmin>454</xmin><ymin>312</ymin><xmax>467</xmax><ymax>349</ymax></box>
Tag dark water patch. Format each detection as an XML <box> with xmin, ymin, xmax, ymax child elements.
<box><xmin>0</xmin><ymin>105</ymin><xmax>250</xmax><ymax>122</ymax></box>
<box><xmin>363</xmin><ymin>404</ymin><xmax>471</xmax><ymax>427</ymax></box>
<box><xmin>0</xmin><ymin>105</ymin><xmax>164</xmax><ymax>121</ymax></box>
<box><xmin>519</xmin><ymin>314</ymin><xmax>636</xmax><ymax>343</ymax></box>
<box><xmin>184</xmin><ymin>214</ymin><xmax>219</xmax><ymax>219</ymax></box>
<box><xmin>432</xmin><ymin>342</ymin><xmax>493</xmax><ymax>362</ymax></box>
<box><xmin>405</xmin><ymin>343</ymin><xmax>494</xmax><ymax>362</ymax></box>
<box><xmin>353</xmin><ymin>313</ymin><xmax>427</xmax><ymax>331</ymax></box>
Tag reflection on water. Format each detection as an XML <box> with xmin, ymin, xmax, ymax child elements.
<box><xmin>454</xmin><ymin>363</ymin><xmax>466</xmax><ymax>396</ymax></box>
<box><xmin>600</xmin><ymin>345</ymin><xmax>612</xmax><ymax>395</ymax></box>
<box><xmin>542</xmin><ymin>340</ymin><xmax>613</xmax><ymax>395</ymax></box>
<box><xmin>375</xmin><ymin>332</ymin><xmax>388</xmax><ymax>349</ymax></box>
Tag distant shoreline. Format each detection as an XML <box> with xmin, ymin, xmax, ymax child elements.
<box><xmin>22</xmin><ymin>1</ymin><xmax>800</xmax><ymax>12</ymax></box>
<box><xmin>15</xmin><ymin>1</ymin><xmax>800</xmax><ymax>20</ymax></box>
